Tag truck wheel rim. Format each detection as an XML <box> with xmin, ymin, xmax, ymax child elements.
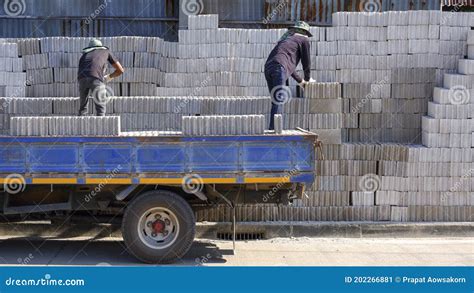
<box><xmin>138</xmin><ymin>207</ymin><xmax>180</xmax><ymax>250</ymax></box>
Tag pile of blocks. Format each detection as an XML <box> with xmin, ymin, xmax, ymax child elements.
<box><xmin>328</xmin><ymin>11</ymin><xmax>472</xmax><ymax>143</ymax></box>
<box><xmin>0</xmin><ymin>42</ymin><xmax>26</xmax><ymax>97</ymax></box>
<box><xmin>198</xmin><ymin>143</ymin><xmax>472</xmax><ymax>222</ymax></box>
<box><xmin>13</xmin><ymin>37</ymin><xmax>162</xmax><ymax>97</ymax></box>
<box><xmin>182</xmin><ymin>115</ymin><xmax>265</xmax><ymax>136</ymax></box>
<box><xmin>422</xmin><ymin>30</ymin><xmax>474</xmax><ymax>148</ymax></box>
<box><xmin>301</xmin><ymin>82</ymin><xmax>344</xmax><ymax>143</ymax></box>
<box><xmin>10</xmin><ymin>116</ymin><xmax>121</xmax><ymax>136</ymax></box>
<box><xmin>0</xmin><ymin>96</ymin><xmax>271</xmax><ymax>134</ymax></box>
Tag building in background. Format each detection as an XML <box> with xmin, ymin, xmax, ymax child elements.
<box><xmin>0</xmin><ymin>0</ymin><xmax>448</xmax><ymax>39</ymax></box>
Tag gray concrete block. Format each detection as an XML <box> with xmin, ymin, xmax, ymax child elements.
<box><xmin>351</xmin><ymin>192</ymin><xmax>374</xmax><ymax>206</ymax></box>
<box><xmin>390</xmin><ymin>207</ymin><xmax>408</xmax><ymax>222</ymax></box>
<box><xmin>182</xmin><ymin>115</ymin><xmax>265</xmax><ymax>136</ymax></box>
<box><xmin>9</xmin><ymin>116</ymin><xmax>121</xmax><ymax>136</ymax></box>
<box><xmin>459</xmin><ymin>59</ymin><xmax>474</xmax><ymax>75</ymax></box>
<box><xmin>274</xmin><ymin>114</ymin><xmax>283</xmax><ymax>134</ymax></box>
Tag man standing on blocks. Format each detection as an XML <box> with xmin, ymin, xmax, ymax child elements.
<box><xmin>77</xmin><ymin>38</ymin><xmax>124</xmax><ymax>116</ymax></box>
<box><xmin>265</xmin><ymin>21</ymin><xmax>315</xmax><ymax>130</ymax></box>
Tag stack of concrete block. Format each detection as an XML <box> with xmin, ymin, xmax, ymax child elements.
<box><xmin>298</xmin><ymin>82</ymin><xmax>345</xmax><ymax>143</ymax></box>
<box><xmin>422</xmin><ymin>30</ymin><xmax>474</xmax><ymax>148</ymax></box>
<box><xmin>0</xmin><ymin>96</ymin><xmax>271</xmax><ymax>132</ymax></box>
<box><xmin>0</xmin><ymin>42</ymin><xmax>26</xmax><ymax>97</ymax></box>
<box><xmin>188</xmin><ymin>15</ymin><xmax>219</xmax><ymax>30</ymax></box>
<box><xmin>159</xmin><ymin>14</ymin><xmax>326</xmax><ymax>97</ymax></box>
<box><xmin>9</xmin><ymin>116</ymin><xmax>121</xmax><ymax>136</ymax></box>
<box><xmin>292</xmin><ymin>142</ymin><xmax>473</xmax><ymax>222</ymax></box>
<box><xmin>182</xmin><ymin>115</ymin><xmax>265</xmax><ymax>136</ymax></box>
<box><xmin>10</xmin><ymin>37</ymin><xmax>161</xmax><ymax>97</ymax></box>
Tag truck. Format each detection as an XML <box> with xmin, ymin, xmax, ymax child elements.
<box><xmin>0</xmin><ymin>130</ymin><xmax>318</xmax><ymax>263</ymax></box>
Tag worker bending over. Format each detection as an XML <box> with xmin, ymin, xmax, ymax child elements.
<box><xmin>265</xmin><ymin>21</ymin><xmax>314</xmax><ymax>130</ymax></box>
<box><xmin>77</xmin><ymin>38</ymin><xmax>124</xmax><ymax>116</ymax></box>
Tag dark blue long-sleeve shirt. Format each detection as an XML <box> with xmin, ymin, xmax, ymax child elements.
<box><xmin>265</xmin><ymin>34</ymin><xmax>311</xmax><ymax>83</ymax></box>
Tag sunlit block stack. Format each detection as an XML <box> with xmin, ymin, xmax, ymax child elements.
<box><xmin>422</xmin><ymin>30</ymin><xmax>474</xmax><ymax>148</ymax></box>
<box><xmin>9</xmin><ymin>116</ymin><xmax>121</xmax><ymax>136</ymax></box>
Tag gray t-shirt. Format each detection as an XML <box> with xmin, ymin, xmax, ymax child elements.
<box><xmin>77</xmin><ymin>49</ymin><xmax>118</xmax><ymax>81</ymax></box>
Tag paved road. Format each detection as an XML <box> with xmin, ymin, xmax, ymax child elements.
<box><xmin>0</xmin><ymin>237</ymin><xmax>472</xmax><ymax>266</ymax></box>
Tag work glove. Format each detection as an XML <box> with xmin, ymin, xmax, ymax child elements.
<box><xmin>104</xmin><ymin>74</ymin><xmax>113</xmax><ymax>83</ymax></box>
<box><xmin>298</xmin><ymin>78</ymin><xmax>315</xmax><ymax>88</ymax></box>
<box><xmin>298</xmin><ymin>80</ymin><xmax>308</xmax><ymax>88</ymax></box>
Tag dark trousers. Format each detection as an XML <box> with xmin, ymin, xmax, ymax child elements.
<box><xmin>78</xmin><ymin>77</ymin><xmax>106</xmax><ymax>116</ymax></box>
<box><xmin>264</xmin><ymin>64</ymin><xmax>287</xmax><ymax>130</ymax></box>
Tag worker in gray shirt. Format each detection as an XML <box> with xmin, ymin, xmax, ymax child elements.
<box><xmin>265</xmin><ymin>21</ymin><xmax>314</xmax><ymax>130</ymax></box>
<box><xmin>77</xmin><ymin>39</ymin><xmax>124</xmax><ymax>116</ymax></box>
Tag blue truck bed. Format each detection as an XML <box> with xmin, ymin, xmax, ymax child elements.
<box><xmin>0</xmin><ymin>131</ymin><xmax>317</xmax><ymax>186</ymax></box>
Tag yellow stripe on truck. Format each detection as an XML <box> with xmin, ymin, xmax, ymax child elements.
<box><xmin>139</xmin><ymin>178</ymin><xmax>183</xmax><ymax>184</ymax></box>
<box><xmin>32</xmin><ymin>178</ymin><xmax>77</xmax><ymax>184</ymax></box>
<box><xmin>85</xmin><ymin>178</ymin><xmax>132</xmax><ymax>184</ymax></box>
<box><xmin>139</xmin><ymin>178</ymin><xmax>237</xmax><ymax>184</ymax></box>
<box><xmin>244</xmin><ymin>177</ymin><xmax>290</xmax><ymax>184</ymax></box>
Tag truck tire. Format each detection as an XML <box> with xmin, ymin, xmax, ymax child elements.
<box><xmin>122</xmin><ymin>190</ymin><xmax>195</xmax><ymax>264</ymax></box>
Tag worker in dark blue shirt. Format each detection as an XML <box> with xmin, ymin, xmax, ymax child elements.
<box><xmin>265</xmin><ymin>21</ymin><xmax>314</xmax><ymax>130</ymax></box>
<box><xmin>77</xmin><ymin>39</ymin><xmax>124</xmax><ymax>116</ymax></box>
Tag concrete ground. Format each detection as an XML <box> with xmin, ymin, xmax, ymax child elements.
<box><xmin>0</xmin><ymin>236</ymin><xmax>472</xmax><ymax>266</ymax></box>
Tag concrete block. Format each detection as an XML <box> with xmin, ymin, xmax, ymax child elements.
<box><xmin>351</xmin><ymin>192</ymin><xmax>374</xmax><ymax>206</ymax></box>
<box><xmin>309</xmin><ymin>129</ymin><xmax>342</xmax><ymax>144</ymax></box>
<box><xmin>421</xmin><ymin>116</ymin><xmax>439</xmax><ymax>133</ymax></box>
<box><xmin>9</xmin><ymin>116</ymin><xmax>121</xmax><ymax>136</ymax></box>
<box><xmin>182</xmin><ymin>115</ymin><xmax>265</xmax><ymax>136</ymax></box>
<box><xmin>274</xmin><ymin>114</ymin><xmax>283</xmax><ymax>134</ymax></box>
<box><xmin>443</xmin><ymin>73</ymin><xmax>473</xmax><ymax>89</ymax></box>
<box><xmin>458</xmin><ymin>59</ymin><xmax>474</xmax><ymax>75</ymax></box>
<box><xmin>390</xmin><ymin>207</ymin><xmax>408</xmax><ymax>222</ymax></box>
<box><xmin>309</xmin><ymin>99</ymin><xmax>342</xmax><ymax>114</ymax></box>
<box><xmin>469</xmin><ymin>45</ymin><xmax>474</xmax><ymax>60</ymax></box>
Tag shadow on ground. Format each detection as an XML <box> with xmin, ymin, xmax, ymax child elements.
<box><xmin>0</xmin><ymin>238</ymin><xmax>227</xmax><ymax>266</ymax></box>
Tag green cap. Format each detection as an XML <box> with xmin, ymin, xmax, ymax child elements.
<box><xmin>82</xmin><ymin>38</ymin><xmax>108</xmax><ymax>53</ymax></box>
<box><xmin>288</xmin><ymin>21</ymin><xmax>313</xmax><ymax>37</ymax></box>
